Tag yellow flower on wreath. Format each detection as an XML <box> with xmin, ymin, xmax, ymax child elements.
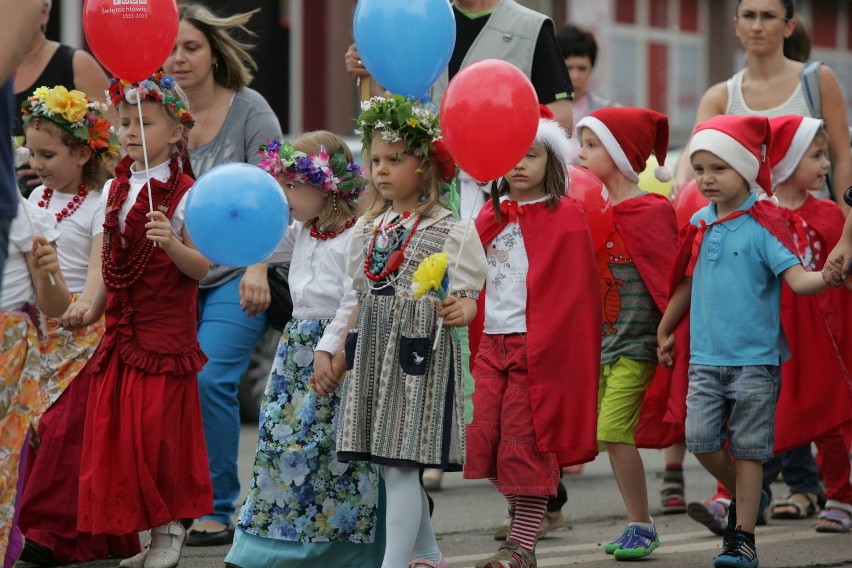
<box><xmin>44</xmin><ymin>86</ymin><xmax>88</xmax><ymax>124</ymax></box>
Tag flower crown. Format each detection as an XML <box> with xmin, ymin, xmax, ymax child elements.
<box><xmin>355</xmin><ymin>95</ymin><xmax>442</xmax><ymax>159</ymax></box>
<box><xmin>21</xmin><ymin>85</ymin><xmax>120</xmax><ymax>163</ymax></box>
<box><xmin>107</xmin><ymin>71</ymin><xmax>195</xmax><ymax>129</ymax></box>
<box><xmin>257</xmin><ymin>138</ymin><xmax>367</xmax><ymax>199</ymax></box>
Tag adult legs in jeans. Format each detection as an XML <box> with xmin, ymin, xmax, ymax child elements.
<box><xmin>194</xmin><ymin>277</ymin><xmax>269</xmax><ymax>535</ymax></box>
<box><xmin>765</xmin><ymin>444</ymin><xmax>822</xmax><ymax>518</ymax></box>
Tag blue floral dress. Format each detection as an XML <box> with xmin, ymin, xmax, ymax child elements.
<box><xmin>237</xmin><ymin>319</ymin><xmax>379</xmax><ymax>543</ymax></box>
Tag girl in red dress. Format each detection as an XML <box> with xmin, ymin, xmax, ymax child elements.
<box><xmin>70</xmin><ymin>71</ymin><xmax>212</xmax><ymax>568</ymax></box>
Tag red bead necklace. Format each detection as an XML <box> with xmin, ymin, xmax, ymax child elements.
<box><xmin>101</xmin><ymin>162</ymin><xmax>181</xmax><ymax>290</ymax></box>
<box><xmin>309</xmin><ymin>216</ymin><xmax>358</xmax><ymax>240</ymax></box>
<box><xmin>38</xmin><ymin>184</ymin><xmax>88</xmax><ymax>223</ymax></box>
<box><xmin>363</xmin><ymin>213</ymin><xmax>421</xmax><ymax>282</ymax></box>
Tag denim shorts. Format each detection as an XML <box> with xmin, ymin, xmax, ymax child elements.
<box><xmin>685</xmin><ymin>364</ymin><xmax>781</xmax><ymax>460</ymax></box>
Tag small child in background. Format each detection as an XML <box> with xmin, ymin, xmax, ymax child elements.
<box><xmin>0</xmin><ymin>198</ymin><xmax>69</xmax><ymax>564</ymax></box>
<box><xmin>575</xmin><ymin>107</ymin><xmax>683</xmax><ymax>560</ymax></box>
<box><xmin>466</xmin><ymin>106</ymin><xmax>601</xmax><ymax>568</ymax></box>
<box><xmin>70</xmin><ymin>72</ymin><xmax>212</xmax><ymax>568</ymax></box>
<box><xmin>16</xmin><ymin>84</ymin><xmax>139</xmax><ymax>566</ymax></box>
<box><xmin>224</xmin><ymin>131</ymin><xmax>383</xmax><ymax>568</ymax></box>
<box><xmin>657</xmin><ymin>114</ymin><xmax>845</xmax><ymax>568</ymax></box>
<box><xmin>334</xmin><ymin>95</ymin><xmax>487</xmax><ymax>568</ymax></box>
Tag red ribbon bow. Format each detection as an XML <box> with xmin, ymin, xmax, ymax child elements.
<box><xmin>499</xmin><ymin>200</ymin><xmax>525</xmax><ymax>223</ymax></box>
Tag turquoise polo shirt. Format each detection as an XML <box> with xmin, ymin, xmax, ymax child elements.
<box><xmin>689</xmin><ymin>194</ymin><xmax>800</xmax><ymax>366</ymax></box>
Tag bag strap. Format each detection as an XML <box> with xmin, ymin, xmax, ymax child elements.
<box><xmin>801</xmin><ymin>60</ymin><xmax>822</xmax><ymax>118</ymax></box>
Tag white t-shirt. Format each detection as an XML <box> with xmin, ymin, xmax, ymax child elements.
<box><xmin>29</xmin><ymin>185</ymin><xmax>104</xmax><ymax>293</ymax></box>
<box><xmin>483</xmin><ymin>196</ymin><xmax>548</xmax><ymax>334</ymax></box>
<box><xmin>97</xmin><ymin>160</ymin><xmax>189</xmax><ymax>240</ymax></box>
<box><xmin>0</xmin><ymin>200</ymin><xmax>60</xmax><ymax>311</ymax></box>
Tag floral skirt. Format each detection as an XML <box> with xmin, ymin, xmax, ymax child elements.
<box><xmin>237</xmin><ymin>318</ymin><xmax>380</xmax><ymax>545</ymax></box>
<box><xmin>0</xmin><ymin>312</ymin><xmax>42</xmax><ymax>562</ymax></box>
<box><xmin>38</xmin><ymin>293</ymin><xmax>105</xmax><ymax>412</ymax></box>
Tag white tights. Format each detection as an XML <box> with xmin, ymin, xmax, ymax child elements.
<box><xmin>381</xmin><ymin>466</ymin><xmax>441</xmax><ymax>568</ymax></box>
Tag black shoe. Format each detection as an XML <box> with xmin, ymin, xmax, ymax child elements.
<box><xmin>19</xmin><ymin>540</ymin><xmax>58</xmax><ymax>567</ymax></box>
<box><xmin>185</xmin><ymin>524</ymin><xmax>235</xmax><ymax>547</ymax></box>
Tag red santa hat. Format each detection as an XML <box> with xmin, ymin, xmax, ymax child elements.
<box><xmin>768</xmin><ymin>115</ymin><xmax>823</xmax><ymax>187</ymax></box>
<box><xmin>574</xmin><ymin>107</ymin><xmax>671</xmax><ymax>183</ymax></box>
<box><xmin>689</xmin><ymin>114</ymin><xmax>773</xmax><ymax>196</ymax></box>
<box><xmin>535</xmin><ymin>104</ymin><xmax>571</xmax><ymax>167</ymax></box>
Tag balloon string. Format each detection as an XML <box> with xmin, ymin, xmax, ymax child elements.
<box><xmin>18</xmin><ymin>194</ymin><xmax>56</xmax><ymax>286</ymax></box>
<box><xmin>136</xmin><ymin>101</ymin><xmax>154</xmax><ymax>213</ymax></box>
<box><xmin>136</xmin><ymin>101</ymin><xmax>158</xmax><ymax>247</ymax></box>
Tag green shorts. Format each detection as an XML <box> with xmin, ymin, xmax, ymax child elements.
<box><xmin>597</xmin><ymin>357</ymin><xmax>657</xmax><ymax>446</ymax></box>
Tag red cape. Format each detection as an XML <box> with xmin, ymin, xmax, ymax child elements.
<box><xmin>472</xmin><ymin>197</ymin><xmax>601</xmax><ymax>466</ymax></box>
<box><xmin>775</xmin><ymin>196</ymin><xmax>852</xmax><ymax>451</ymax></box>
<box><xmin>611</xmin><ymin>193</ymin><xmax>688</xmax><ymax>448</ymax></box>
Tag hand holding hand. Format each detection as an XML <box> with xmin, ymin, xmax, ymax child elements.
<box><xmin>239</xmin><ymin>264</ymin><xmax>271</xmax><ymax>316</ymax></box>
<box><xmin>60</xmin><ymin>299</ymin><xmax>92</xmax><ymax>329</ymax></box>
<box><xmin>822</xmin><ymin>256</ymin><xmax>846</xmax><ymax>287</ymax></box>
<box><xmin>656</xmin><ymin>332</ymin><xmax>675</xmax><ymax>368</ymax></box>
<box><xmin>311</xmin><ymin>351</ymin><xmax>343</xmax><ymax>397</ymax></box>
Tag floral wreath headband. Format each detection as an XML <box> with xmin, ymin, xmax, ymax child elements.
<box><xmin>107</xmin><ymin>71</ymin><xmax>195</xmax><ymax>130</ymax></box>
<box><xmin>257</xmin><ymin>138</ymin><xmax>367</xmax><ymax>199</ymax></box>
<box><xmin>355</xmin><ymin>95</ymin><xmax>457</xmax><ymax>183</ymax></box>
<box><xmin>21</xmin><ymin>85</ymin><xmax>120</xmax><ymax>163</ymax></box>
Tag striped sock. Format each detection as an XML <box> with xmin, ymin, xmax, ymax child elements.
<box><xmin>507</xmin><ymin>495</ymin><xmax>548</xmax><ymax>551</ymax></box>
<box><xmin>489</xmin><ymin>478</ymin><xmax>517</xmax><ymax>511</ymax></box>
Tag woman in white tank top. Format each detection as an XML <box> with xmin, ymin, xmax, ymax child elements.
<box><xmin>673</xmin><ymin>0</ymin><xmax>851</xmax><ymax>211</ymax></box>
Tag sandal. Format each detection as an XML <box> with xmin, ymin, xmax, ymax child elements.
<box><xmin>658</xmin><ymin>469</ymin><xmax>687</xmax><ymax>514</ymax></box>
<box><xmin>475</xmin><ymin>540</ymin><xmax>537</xmax><ymax>568</ymax></box>
<box><xmin>813</xmin><ymin>500</ymin><xmax>852</xmax><ymax>533</ymax></box>
<box><xmin>408</xmin><ymin>555</ymin><xmax>446</xmax><ymax>568</ymax></box>
<box><xmin>771</xmin><ymin>492</ymin><xmax>819</xmax><ymax>519</ymax></box>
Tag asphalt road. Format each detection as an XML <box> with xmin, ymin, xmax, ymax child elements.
<box><xmin>16</xmin><ymin>425</ymin><xmax>852</xmax><ymax>567</ymax></box>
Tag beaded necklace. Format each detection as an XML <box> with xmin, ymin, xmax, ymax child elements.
<box><xmin>364</xmin><ymin>210</ymin><xmax>421</xmax><ymax>282</ymax></box>
<box><xmin>38</xmin><ymin>184</ymin><xmax>88</xmax><ymax>223</ymax></box>
<box><xmin>101</xmin><ymin>160</ymin><xmax>181</xmax><ymax>290</ymax></box>
<box><xmin>309</xmin><ymin>216</ymin><xmax>358</xmax><ymax>240</ymax></box>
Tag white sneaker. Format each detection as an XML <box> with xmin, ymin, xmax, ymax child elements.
<box><xmin>144</xmin><ymin>522</ymin><xmax>186</xmax><ymax>568</ymax></box>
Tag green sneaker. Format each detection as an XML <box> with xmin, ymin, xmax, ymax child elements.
<box><xmin>612</xmin><ymin>524</ymin><xmax>660</xmax><ymax>561</ymax></box>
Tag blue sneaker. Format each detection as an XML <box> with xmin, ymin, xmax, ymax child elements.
<box><xmin>612</xmin><ymin>524</ymin><xmax>660</xmax><ymax>561</ymax></box>
<box><xmin>604</xmin><ymin>526</ymin><xmax>631</xmax><ymax>554</ymax></box>
<box><xmin>714</xmin><ymin>528</ymin><xmax>759</xmax><ymax>568</ymax></box>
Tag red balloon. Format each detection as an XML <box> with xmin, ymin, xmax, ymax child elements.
<box><xmin>567</xmin><ymin>166</ymin><xmax>613</xmax><ymax>251</ymax></box>
<box><xmin>83</xmin><ymin>0</ymin><xmax>179</xmax><ymax>83</ymax></box>
<box><xmin>673</xmin><ymin>179</ymin><xmax>709</xmax><ymax>228</ymax></box>
<box><xmin>440</xmin><ymin>60</ymin><xmax>538</xmax><ymax>183</ymax></box>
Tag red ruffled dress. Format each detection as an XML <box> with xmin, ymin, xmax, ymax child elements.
<box><xmin>77</xmin><ymin>156</ymin><xmax>212</xmax><ymax>535</ymax></box>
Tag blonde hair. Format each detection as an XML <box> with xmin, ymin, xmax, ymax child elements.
<box><xmin>292</xmin><ymin>131</ymin><xmax>361</xmax><ymax>231</ymax></box>
<box><xmin>23</xmin><ymin>118</ymin><xmax>115</xmax><ymax>189</ymax></box>
<box><xmin>362</xmin><ymin>134</ymin><xmax>444</xmax><ymax>221</ymax></box>
<box><xmin>178</xmin><ymin>3</ymin><xmax>259</xmax><ymax>90</ymax></box>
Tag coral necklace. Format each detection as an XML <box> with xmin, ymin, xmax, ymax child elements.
<box><xmin>364</xmin><ymin>211</ymin><xmax>421</xmax><ymax>282</ymax></box>
<box><xmin>38</xmin><ymin>184</ymin><xmax>88</xmax><ymax>222</ymax></box>
<box><xmin>310</xmin><ymin>216</ymin><xmax>358</xmax><ymax>240</ymax></box>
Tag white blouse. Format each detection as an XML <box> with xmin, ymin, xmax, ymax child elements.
<box><xmin>266</xmin><ymin>222</ymin><xmax>357</xmax><ymax>355</ymax></box>
<box><xmin>0</xmin><ymin>200</ymin><xmax>60</xmax><ymax>311</ymax></box>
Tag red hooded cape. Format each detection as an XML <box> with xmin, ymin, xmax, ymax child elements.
<box><xmin>611</xmin><ymin>193</ymin><xmax>689</xmax><ymax>448</ymax></box>
<box><xmin>472</xmin><ymin>197</ymin><xmax>601</xmax><ymax>466</ymax></box>
<box><xmin>774</xmin><ymin>196</ymin><xmax>852</xmax><ymax>451</ymax></box>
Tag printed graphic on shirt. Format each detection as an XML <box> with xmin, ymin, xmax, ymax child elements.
<box><xmin>785</xmin><ymin>214</ymin><xmax>823</xmax><ymax>271</ymax></box>
<box><xmin>486</xmin><ymin>224</ymin><xmax>527</xmax><ymax>290</ymax></box>
<box><xmin>597</xmin><ymin>231</ymin><xmax>631</xmax><ymax>335</ymax></box>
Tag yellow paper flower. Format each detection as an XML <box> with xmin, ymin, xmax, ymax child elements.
<box><xmin>411</xmin><ymin>252</ymin><xmax>449</xmax><ymax>300</ymax></box>
<box><xmin>44</xmin><ymin>86</ymin><xmax>88</xmax><ymax>124</ymax></box>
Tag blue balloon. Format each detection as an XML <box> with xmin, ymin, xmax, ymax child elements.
<box><xmin>186</xmin><ymin>163</ymin><xmax>288</xmax><ymax>268</ymax></box>
<box><xmin>354</xmin><ymin>0</ymin><xmax>455</xmax><ymax>100</ymax></box>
